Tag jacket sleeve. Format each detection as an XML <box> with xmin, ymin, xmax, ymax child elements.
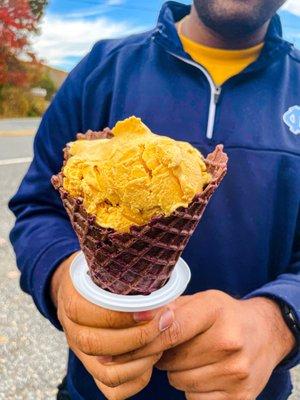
<box><xmin>8</xmin><ymin>54</ymin><xmax>95</xmax><ymax>329</ymax></box>
<box><xmin>245</xmin><ymin>210</ymin><xmax>300</xmax><ymax>370</ymax></box>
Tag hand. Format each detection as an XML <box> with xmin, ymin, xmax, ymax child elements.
<box><xmin>113</xmin><ymin>291</ymin><xmax>295</xmax><ymax>400</ymax></box>
<box><xmin>157</xmin><ymin>291</ymin><xmax>296</xmax><ymax>400</ymax></box>
<box><xmin>51</xmin><ymin>254</ymin><xmax>175</xmax><ymax>400</ymax></box>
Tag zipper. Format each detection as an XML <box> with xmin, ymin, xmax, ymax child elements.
<box><xmin>167</xmin><ymin>52</ymin><xmax>222</xmax><ymax>140</ymax></box>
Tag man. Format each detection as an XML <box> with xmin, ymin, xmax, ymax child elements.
<box><xmin>9</xmin><ymin>0</ymin><xmax>300</xmax><ymax>399</ymax></box>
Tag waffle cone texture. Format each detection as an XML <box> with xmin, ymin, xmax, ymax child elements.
<box><xmin>52</xmin><ymin>129</ymin><xmax>228</xmax><ymax>295</ymax></box>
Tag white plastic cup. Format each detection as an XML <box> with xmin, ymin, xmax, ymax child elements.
<box><xmin>70</xmin><ymin>251</ymin><xmax>191</xmax><ymax>312</ymax></box>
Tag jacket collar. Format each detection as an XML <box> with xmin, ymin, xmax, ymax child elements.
<box><xmin>152</xmin><ymin>1</ymin><xmax>293</xmax><ymax>74</ymax></box>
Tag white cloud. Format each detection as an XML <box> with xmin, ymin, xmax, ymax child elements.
<box><xmin>66</xmin><ymin>1</ymin><xmax>125</xmax><ymax>19</ymax></box>
<box><xmin>282</xmin><ymin>0</ymin><xmax>300</xmax><ymax>16</ymax></box>
<box><xmin>31</xmin><ymin>14</ymin><xmax>143</xmax><ymax>69</ymax></box>
<box><xmin>66</xmin><ymin>7</ymin><xmax>108</xmax><ymax>19</ymax></box>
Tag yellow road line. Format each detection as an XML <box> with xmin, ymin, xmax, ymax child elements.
<box><xmin>0</xmin><ymin>129</ymin><xmax>35</xmax><ymax>137</ymax></box>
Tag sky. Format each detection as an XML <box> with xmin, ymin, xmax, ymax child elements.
<box><xmin>31</xmin><ymin>0</ymin><xmax>300</xmax><ymax>72</ymax></box>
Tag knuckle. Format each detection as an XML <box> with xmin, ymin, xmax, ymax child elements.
<box><xmin>185</xmin><ymin>378</ymin><xmax>199</xmax><ymax>392</ymax></box>
<box><xmin>103</xmin><ymin>311</ymin><xmax>116</xmax><ymax>328</ymax></box>
<box><xmin>105</xmin><ymin>394</ymin><xmax>118</xmax><ymax>400</ymax></box>
<box><xmin>228</xmin><ymin>359</ymin><xmax>250</xmax><ymax>381</ymax></box>
<box><xmin>74</xmin><ymin>328</ymin><xmax>87</xmax><ymax>352</ymax></box>
<box><xmin>64</xmin><ymin>296</ymin><xmax>78</xmax><ymax>321</ymax></box>
<box><xmin>64</xmin><ymin>331</ymin><xmax>73</xmax><ymax>349</ymax></box>
<box><xmin>139</xmin><ymin>370</ymin><xmax>152</xmax><ymax>387</ymax></box>
<box><xmin>218</xmin><ymin>337</ymin><xmax>243</xmax><ymax>353</ymax></box>
<box><xmin>92</xmin><ymin>369</ymin><xmax>105</xmax><ymax>384</ymax></box>
<box><xmin>215</xmin><ymin>329</ymin><xmax>243</xmax><ymax>353</ymax></box>
<box><xmin>167</xmin><ymin>372</ymin><xmax>181</xmax><ymax>390</ymax></box>
<box><xmin>222</xmin><ymin>395</ymin><xmax>231</xmax><ymax>400</ymax></box>
<box><xmin>219</xmin><ymin>395</ymin><xmax>230</xmax><ymax>400</ymax></box>
<box><xmin>205</xmin><ymin>289</ymin><xmax>226</xmax><ymax>299</ymax></box>
<box><xmin>136</xmin><ymin>326</ymin><xmax>151</xmax><ymax>348</ymax></box>
<box><xmin>75</xmin><ymin>328</ymin><xmax>97</xmax><ymax>355</ymax></box>
<box><xmin>88</xmin><ymin>365</ymin><xmax>105</xmax><ymax>384</ymax></box>
<box><xmin>162</xmin><ymin>320</ymin><xmax>182</xmax><ymax>348</ymax></box>
<box><xmin>97</xmin><ymin>384</ymin><xmax>119</xmax><ymax>400</ymax></box>
<box><xmin>202</xmin><ymin>290</ymin><xmax>230</xmax><ymax>315</ymax></box>
<box><xmin>204</xmin><ymin>290</ymin><xmax>228</xmax><ymax>307</ymax></box>
<box><xmin>101</xmin><ymin>365</ymin><xmax>122</xmax><ymax>388</ymax></box>
<box><xmin>108</xmin><ymin>394</ymin><xmax>122</xmax><ymax>400</ymax></box>
<box><xmin>236</xmin><ymin>370</ymin><xmax>250</xmax><ymax>382</ymax></box>
<box><xmin>234</xmin><ymin>393</ymin><xmax>252</xmax><ymax>400</ymax></box>
<box><xmin>167</xmin><ymin>372</ymin><xmax>176</xmax><ymax>388</ymax></box>
<box><xmin>57</xmin><ymin>306</ymin><xmax>64</xmax><ymax>326</ymax></box>
<box><xmin>153</xmin><ymin>352</ymin><xmax>163</xmax><ymax>364</ymax></box>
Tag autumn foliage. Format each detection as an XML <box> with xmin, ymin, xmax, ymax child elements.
<box><xmin>0</xmin><ymin>0</ymin><xmax>47</xmax><ymax>86</ymax></box>
<box><xmin>0</xmin><ymin>0</ymin><xmax>52</xmax><ymax>117</ymax></box>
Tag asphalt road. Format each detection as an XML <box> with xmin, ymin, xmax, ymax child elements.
<box><xmin>0</xmin><ymin>134</ymin><xmax>67</xmax><ymax>400</ymax></box>
<box><xmin>0</xmin><ymin>136</ymin><xmax>33</xmax><ymax>160</ymax></box>
<box><xmin>0</xmin><ymin>131</ymin><xmax>299</xmax><ymax>399</ymax></box>
<box><xmin>0</xmin><ymin>118</ymin><xmax>41</xmax><ymax>132</ymax></box>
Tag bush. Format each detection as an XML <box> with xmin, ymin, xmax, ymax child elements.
<box><xmin>0</xmin><ymin>86</ymin><xmax>30</xmax><ymax>117</ymax></box>
<box><xmin>28</xmin><ymin>97</ymin><xmax>49</xmax><ymax>117</ymax></box>
<box><xmin>0</xmin><ymin>85</ymin><xmax>49</xmax><ymax>117</ymax></box>
<box><xmin>37</xmin><ymin>73</ymin><xmax>56</xmax><ymax>100</ymax></box>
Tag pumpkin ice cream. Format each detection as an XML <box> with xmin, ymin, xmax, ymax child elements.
<box><xmin>52</xmin><ymin>117</ymin><xmax>228</xmax><ymax>295</ymax></box>
<box><xmin>62</xmin><ymin>116</ymin><xmax>211</xmax><ymax>233</ymax></box>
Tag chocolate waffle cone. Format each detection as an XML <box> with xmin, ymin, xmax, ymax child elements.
<box><xmin>52</xmin><ymin>130</ymin><xmax>228</xmax><ymax>295</ymax></box>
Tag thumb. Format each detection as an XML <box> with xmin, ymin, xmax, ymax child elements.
<box><xmin>119</xmin><ymin>293</ymin><xmax>218</xmax><ymax>361</ymax></box>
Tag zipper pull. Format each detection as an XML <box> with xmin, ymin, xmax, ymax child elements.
<box><xmin>214</xmin><ymin>87</ymin><xmax>222</xmax><ymax>104</ymax></box>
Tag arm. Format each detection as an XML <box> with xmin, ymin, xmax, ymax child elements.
<box><xmin>8</xmin><ymin>55</ymin><xmax>90</xmax><ymax>327</ymax></box>
<box><xmin>9</xmin><ymin>46</ymin><xmax>175</xmax><ymax>400</ymax></box>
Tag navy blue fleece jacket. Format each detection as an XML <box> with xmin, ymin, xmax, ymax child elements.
<box><xmin>9</xmin><ymin>2</ymin><xmax>300</xmax><ymax>399</ymax></box>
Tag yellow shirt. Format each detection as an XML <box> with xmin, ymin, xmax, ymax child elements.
<box><xmin>178</xmin><ymin>20</ymin><xmax>264</xmax><ymax>86</ymax></box>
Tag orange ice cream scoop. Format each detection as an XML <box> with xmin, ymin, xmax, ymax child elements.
<box><xmin>62</xmin><ymin>116</ymin><xmax>211</xmax><ymax>233</ymax></box>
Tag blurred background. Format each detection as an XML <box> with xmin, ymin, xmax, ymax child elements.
<box><xmin>0</xmin><ymin>1</ymin><xmax>300</xmax><ymax>399</ymax></box>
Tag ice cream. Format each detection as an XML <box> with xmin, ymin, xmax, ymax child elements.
<box><xmin>62</xmin><ymin>116</ymin><xmax>211</xmax><ymax>233</ymax></box>
<box><xmin>52</xmin><ymin>122</ymin><xmax>228</xmax><ymax>295</ymax></box>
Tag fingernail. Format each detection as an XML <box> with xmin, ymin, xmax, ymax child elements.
<box><xmin>159</xmin><ymin>309</ymin><xmax>174</xmax><ymax>332</ymax></box>
<box><xmin>133</xmin><ymin>310</ymin><xmax>154</xmax><ymax>322</ymax></box>
<box><xmin>97</xmin><ymin>355</ymin><xmax>113</xmax><ymax>364</ymax></box>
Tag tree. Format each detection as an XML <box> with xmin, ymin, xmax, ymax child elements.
<box><xmin>0</xmin><ymin>0</ymin><xmax>48</xmax><ymax>86</ymax></box>
<box><xmin>29</xmin><ymin>0</ymin><xmax>48</xmax><ymax>21</ymax></box>
<box><xmin>38</xmin><ymin>72</ymin><xmax>56</xmax><ymax>100</ymax></box>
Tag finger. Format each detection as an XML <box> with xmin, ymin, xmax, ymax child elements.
<box><xmin>157</xmin><ymin>331</ymin><xmax>226</xmax><ymax>371</ymax></box>
<box><xmin>95</xmin><ymin>369</ymin><xmax>152</xmax><ymax>400</ymax></box>
<box><xmin>171</xmin><ymin>295</ymin><xmax>193</xmax><ymax>308</ymax></box>
<box><xmin>73</xmin><ymin>345</ymin><xmax>161</xmax><ymax>387</ymax></box>
<box><xmin>133</xmin><ymin>308</ymin><xmax>163</xmax><ymax>323</ymax></box>
<box><xmin>132</xmin><ymin>296</ymin><xmax>191</xmax><ymax>324</ymax></box>
<box><xmin>185</xmin><ymin>392</ymin><xmax>227</xmax><ymax>400</ymax></box>
<box><xmin>62</xmin><ymin>308</ymin><xmax>174</xmax><ymax>356</ymax></box>
<box><xmin>60</xmin><ymin>277</ymin><xmax>138</xmax><ymax>328</ymax></box>
<box><xmin>114</xmin><ymin>293</ymin><xmax>218</xmax><ymax>363</ymax></box>
<box><xmin>168</xmin><ymin>365</ymin><xmax>226</xmax><ymax>393</ymax></box>
<box><xmin>99</xmin><ymin>354</ymin><xmax>162</xmax><ymax>388</ymax></box>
